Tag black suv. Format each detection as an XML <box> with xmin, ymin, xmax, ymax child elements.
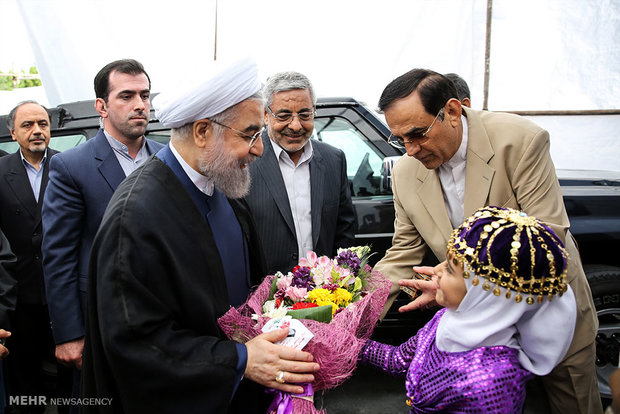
<box><xmin>1</xmin><ymin>97</ymin><xmax>619</xmax><ymax>399</ymax></box>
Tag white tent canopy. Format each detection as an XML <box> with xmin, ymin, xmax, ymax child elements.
<box><xmin>7</xmin><ymin>0</ymin><xmax>620</xmax><ymax>171</ymax></box>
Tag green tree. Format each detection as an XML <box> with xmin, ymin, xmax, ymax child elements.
<box><xmin>17</xmin><ymin>66</ymin><xmax>42</xmax><ymax>88</ymax></box>
<box><xmin>0</xmin><ymin>66</ymin><xmax>42</xmax><ymax>90</ymax></box>
<box><xmin>0</xmin><ymin>70</ymin><xmax>16</xmax><ymax>91</ymax></box>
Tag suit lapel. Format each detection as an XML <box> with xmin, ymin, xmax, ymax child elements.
<box><xmin>309</xmin><ymin>142</ymin><xmax>323</xmax><ymax>246</ymax></box>
<box><xmin>462</xmin><ymin>108</ymin><xmax>495</xmax><ymax>218</ymax></box>
<box><xmin>416</xmin><ymin>166</ymin><xmax>453</xmax><ymax>242</ymax></box>
<box><xmin>257</xmin><ymin>138</ymin><xmax>296</xmax><ymax>236</ymax></box>
<box><xmin>4</xmin><ymin>152</ymin><xmax>37</xmax><ymax>219</ymax></box>
<box><xmin>93</xmin><ymin>130</ymin><xmax>126</xmax><ymax>191</ymax></box>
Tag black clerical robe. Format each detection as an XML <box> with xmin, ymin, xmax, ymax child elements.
<box><xmin>81</xmin><ymin>155</ymin><xmax>267</xmax><ymax>414</ymax></box>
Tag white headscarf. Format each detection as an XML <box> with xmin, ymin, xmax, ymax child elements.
<box><xmin>153</xmin><ymin>57</ymin><xmax>261</xmax><ymax>128</ymax></box>
<box><xmin>436</xmin><ymin>266</ymin><xmax>577</xmax><ymax>375</ymax></box>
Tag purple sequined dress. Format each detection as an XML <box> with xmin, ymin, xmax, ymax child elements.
<box><xmin>360</xmin><ymin>309</ymin><xmax>533</xmax><ymax>413</ymax></box>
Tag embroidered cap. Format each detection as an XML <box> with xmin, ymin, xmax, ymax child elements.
<box><xmin>448</xmin><ymin>206</ymin><xmax>569</xmax><ymax>304</ymax></box>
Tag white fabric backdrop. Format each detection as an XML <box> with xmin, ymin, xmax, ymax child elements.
<box><xmin>11</xmin><ymin>0</ymin><xmax>620</xmax><ymax>171</ymax></box>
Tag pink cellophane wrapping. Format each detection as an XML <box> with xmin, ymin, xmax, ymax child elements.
<box><xmin>217</xmin><ymin>269</ymin><xmax>391</xmax><ymax>412</ymax></box>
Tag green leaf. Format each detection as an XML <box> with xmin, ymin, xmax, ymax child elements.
<box><xmin>268</xmin><ymin>276</ymin><xmax>278</xmax><ymax>300</ymax></box>
<box><xmin>286</xmin><ymin>305</ymin><xmax>333</xmax><ymax>323</ymax></box>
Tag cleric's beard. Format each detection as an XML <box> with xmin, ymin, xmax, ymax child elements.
<box><xmin>198</xmin><ymin>137</ymin><xmax>254</xmax><ymax>199</ymax></box>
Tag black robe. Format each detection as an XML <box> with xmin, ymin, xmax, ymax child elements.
<box><xmin>81</xmin><ymin>156</ymin><xmax>268</xmax><ymax>413</ymax></box>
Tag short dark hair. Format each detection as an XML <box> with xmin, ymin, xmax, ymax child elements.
<box><xmin>378</xmin><ymin>68</ymin><xmax>458</xmax><ymax>115</ymax></box>
<box><xmin>94</xmin><ymin>59</ymin><xmax>151</xmax><ymax>102</ymax></box>
<box><xmin>6</xmin><ymin>100</ymin><xmax>50</xmax><ymax>130</ymax></box>
<box><xmin>444</xmin><ymin>73</ymin><xmax>471</xmax><ymax>101</ymax></box>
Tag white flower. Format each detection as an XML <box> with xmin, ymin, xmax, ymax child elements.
<box><xmin>262</xmin><ymin>300</ymin><xmax>289</xmax><ymax>319</ymax></box>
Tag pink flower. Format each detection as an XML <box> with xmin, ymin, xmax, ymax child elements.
<box><xmin>298</xmin><ymin>251</ymin><xmax>318</xmax><ymax>267</ymax></box>
<box><xmin>285</xmin><ymin>286</ymin><xmax>308</xmax><ymax>302</ymax></box>
<box><xmin>276</xmin><ymin>275</ymin><xmax>293</xmax><ymax>290</ymax></box>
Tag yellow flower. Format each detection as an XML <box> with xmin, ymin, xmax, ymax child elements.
<box><xmin>308</xmin><ymin>288</ymin><xmax>332</xmax><ymax>304</ymax></box>
<box><xmin>308</xmin><ymin>288</ymin><xmax>342</xmax><ymax>315</ymax></box>
<box><xmin>332</xmin><ymin>288</ymin><xmax>353</xmax><ymax>307</ymax></box>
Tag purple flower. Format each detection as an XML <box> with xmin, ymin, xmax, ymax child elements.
<box><xmin>292</xmin><ymin>266</ymin><xmax>315</xmax><ymax>290</ymax></box>
<box><xmin>336</xmin><ymin>250</ymin><xmax>361</xmax><ymax>275</ymax></box>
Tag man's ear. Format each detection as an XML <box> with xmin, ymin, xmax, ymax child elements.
<box><xmin>445</xmin><ymin>98</ymin><xmax>463</xmax><ymax>127</ymax></box>
<box><xmin>94</xmin><ymin>98</ymin><xmax>107</xmax><ymax>118</ymax></box>
<box><xmin>10</xmin><ymin>130</ymin><xmax>16</xmax><ymax>142</ymax></box>
<box><xmin>193</xmin><ymin>119</ymin><xmax>212</xmax><ymax>148</ymax></box>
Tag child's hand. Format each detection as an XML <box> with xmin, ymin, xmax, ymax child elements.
<box><xmin>397</xmin><ymin>267</ymin><xmax>439</xmax><ymax>312</ymax></box>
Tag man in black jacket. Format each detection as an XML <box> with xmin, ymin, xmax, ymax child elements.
<box><xmin>0</xmin><ymin>101</ymin><xmax>71</xmax><ymax>413</ymax></box>
<box><xmin>82</xmin><ymin>59</ymin><xmax>319</xmax><ymax>414</ymax></box>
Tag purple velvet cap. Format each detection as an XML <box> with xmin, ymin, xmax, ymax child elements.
<box><xmin>448</xmin><ymin>206</ymin><xmax>569</xmax><ymax>303</ymax></box>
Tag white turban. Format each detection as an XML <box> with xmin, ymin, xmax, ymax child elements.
<box><xmin>153</xmin><ymin>58</ymin><xmax>261</xmax><ymax>128</ymax></box>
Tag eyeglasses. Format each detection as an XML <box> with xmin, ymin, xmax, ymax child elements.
<box><xmin>266</xmin><ymin>106</ymin><xmax>316</xmax><ymax>123</ymax></box>
<box><xmin>210</xmin><ymin>119</ymin><xmax>264</xmax><ymax>148</ymax></box>
<box><xmin>388</xmin><ymin>108</ymin><xmax>444</xmax><ymax>149</ymax></box>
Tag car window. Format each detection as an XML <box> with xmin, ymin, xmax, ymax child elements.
<box><xmin>0</xmin><ymin>133</ymin><xmax>86</xmax><ymax>154</ymax></box>
<box><xmin>145</xmin><ymin>130</ymin><xmax>171</xmax><ymax>145</ymax></box>
<box><xmin>313</xmin><ymin>117</ymin><xmax>392</xmax><ymax>197</ymax></box>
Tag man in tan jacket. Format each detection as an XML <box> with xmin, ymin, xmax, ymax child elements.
<box><xmin>375</xmin><ymin>68</ymin><xmax>601</xmax><ymax>413</ymax></box>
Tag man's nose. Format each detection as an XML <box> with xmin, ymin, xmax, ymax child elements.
<box><xmin>133</xmin><ymin>95</ymin><xmax>146</xmax><ymax>111</ymax></box>
<box><xmin>287</xmin><ymin>115</ymin><xmax>303</xmax><ymax>130</ymax></box>
<box><xmin>250</xmin><ymin>135</ymin><xmax>264</xmax><ymax>157</ymax></box>
<box><xmin>406</xmin><ymin>143</ymin><xmax>422</xmax><ymax>157</ymax></box>
<box><xmin>32</xmin><ymin>123</ymin><xmax>42</xmax><ymax>134</ymax></box>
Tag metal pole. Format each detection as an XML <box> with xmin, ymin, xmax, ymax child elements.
<box><xmin>214</xmin><ymin>0</ymin><xmax>218</xmax><ymax>61</ymax></box>
<box><xmin>483</xmin><ymin>0</ymin><xmax>492</xmax><ymax>110</ymax></box>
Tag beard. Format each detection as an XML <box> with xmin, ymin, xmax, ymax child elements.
<box><xmin>197</xmin><ymin>135</ymin><xmax>255</xmax><ymax>199</ymax></box>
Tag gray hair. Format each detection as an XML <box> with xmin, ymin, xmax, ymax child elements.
<box><xmin>262</xmin><ymin>71</ymin><xmax>316</xmax><ymax>108</ymax></box>
<box><xmin>7</xmin><ymin>100</ymin><xmax>49</xmax><ymax>130</ymax></box>
<box><xmin>170</xmin><ymin>92</ymin><xmax>263</xmax><ymax>142</ymax></box>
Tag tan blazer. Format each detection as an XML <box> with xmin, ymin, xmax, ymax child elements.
<box><xmin>375</xmin><ymin>106</ymin><xmax>597</xmax><ymax>353</ymax></box>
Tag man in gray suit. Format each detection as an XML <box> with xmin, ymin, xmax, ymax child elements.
<box><xmin>245</xmin><ymin>72</ymin><xmax>355</xmax><ymax>275</ymax></box>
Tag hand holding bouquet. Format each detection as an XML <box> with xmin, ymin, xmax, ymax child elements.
<box><xmin>218</xmin><ymin>246</ymin><xmax>390</xmax><ymax>413</ymax></box>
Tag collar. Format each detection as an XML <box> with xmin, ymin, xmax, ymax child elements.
<box><xmin>169</xmin><ymin>141</ymin><xmax>214</xmax><ymax>196</ymax></box>
<box><xmin>19</xmin><ymin>148</ymin><xmax>48</xmax><ymax>169</ymax></box>
<box><xmin>103</xmin><ymin>129</ymin><xmax>147</xmax><ymax>154</ymax></box>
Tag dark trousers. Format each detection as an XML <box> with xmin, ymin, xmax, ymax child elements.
<box><xmin>4</xmin><ymin>304</ymin><xmax>72</xmax><ymax>414</ymax></box>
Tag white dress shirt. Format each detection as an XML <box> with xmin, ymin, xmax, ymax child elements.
<box><xmin>438</xmin><ymin>115</ymin><xmax>469</xmax><ymax>228</ymax></box>
<box><xmin>270</xmin><ymin>138</ymin><xmax>314</xmax><ymax>260</ymax></box>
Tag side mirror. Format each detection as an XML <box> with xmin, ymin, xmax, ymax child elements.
<box><xmin>381</xmin><ymin>156</ymin><xmax>402</xmax><ymax>192</ymax></box>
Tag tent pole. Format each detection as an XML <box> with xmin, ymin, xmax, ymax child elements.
<box><xmin>214</xmin><ymin>0</ymin><xmax>218</xmax><ymax>61</ymax></box>
<box><xmin>483</xmin><ymin>0</ymin><xmax>492</xmax><ymax>110</ymax></box>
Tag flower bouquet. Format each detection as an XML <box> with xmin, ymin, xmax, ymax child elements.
<box><xmin>218</xmin><ymin>246</ymin><xmax>391</xmax><ymax>413</ymax></box>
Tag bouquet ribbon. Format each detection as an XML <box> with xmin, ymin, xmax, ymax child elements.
<box><xmin>266</xmin><ymin>383</ymin><xmax>314</xmax><ymax>414</ymax></box>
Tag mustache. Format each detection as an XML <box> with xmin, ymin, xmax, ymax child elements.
<box><xmin>281</xmin><ymin>128</ymin><xmax>308</xmax><ymax>137</ymax></box>
<box><xmin>241</xmin><ymin>154</ymin><xmax>257</xmax><ymax>165</ymax></box>
<box><xmin>129</xmin><ymin>112</ymin><xmax>148</xmax><ymax>120</ymax></box>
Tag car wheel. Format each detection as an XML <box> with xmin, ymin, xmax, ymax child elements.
<box><xmin>584</xmin><ymin>264</ymin><xmax>620</xmax><ymax>400</ymax></box>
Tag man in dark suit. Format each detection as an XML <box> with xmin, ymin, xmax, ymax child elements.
<box><xmin>41</xmin><ymin>60</ymin><xmax>163</xmax><ymax>383</ymax></box>
<box><xmin>82</xmin><ymin>58</ymin><xmax>319</xmax><ymax>413</ymax></box>
<box><xmin>0</xmin><ymin>229</ymin><xmax>17</xmax><ymax>414</ymax></box>
<box><xmin>245</xmin><ymin>72</ymin><xmax>355</xmax><ymax>275</ymax></box>
<box><xmin>0</xmin><ymin>101</ymin><xmax>71</xmax><ymax>412</ymax></box>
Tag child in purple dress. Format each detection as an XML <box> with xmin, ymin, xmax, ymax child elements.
<box><xmin>360</xmin><ymin>206</ymin><xmax>577</xmax><ymax>413</ymax></box>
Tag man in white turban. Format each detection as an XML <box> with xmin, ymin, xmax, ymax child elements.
<box><xmin>81</xmin><ymin>58</ymin><xmax>320</xmax><ymax>414</ymax></box>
